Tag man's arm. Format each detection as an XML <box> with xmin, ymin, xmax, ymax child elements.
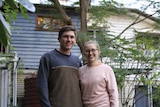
<box><xmin>36</xmin><ymin>56</ymin><xmax>52</xmax><ymax>107</ymax></box>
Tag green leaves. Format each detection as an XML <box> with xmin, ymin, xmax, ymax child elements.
<box><xmin>0</xmin><ymin>0</ymin><xmax>35</xmax><ymax>47</ymax></box>
<box><xmin>0</xmin><ymin>20</ymin><xmax>10</xmax><ymax>47</ymax></box>
<box><xmin>0</xmin><ymin>12</ymin><xmax>11</xmax><ymax>47</ymax></box>
<box><xmin>5</xmin><ymin>0</ymin><xmax>17</xmax><ymax>9</ymax></box>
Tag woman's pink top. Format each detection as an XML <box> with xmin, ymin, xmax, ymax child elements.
<box><xmin>79</xmin><ymin>63</ymin><xmax>119</xmax><ymax>107</ymax></box>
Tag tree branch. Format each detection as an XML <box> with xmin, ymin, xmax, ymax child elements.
<box><xmin>111</xmin><ymin>1</ymin><xmax>157</xmax><ymax>41</ymax></box>
<box><xmin>50</xmin><ymin>0</ymin><xmax>73</xmax><ymax>25</ymax></box>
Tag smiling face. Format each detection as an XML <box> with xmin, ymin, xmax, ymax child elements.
<box><xmin>84</xmin><ymin>41</ymin><xmax>100</xmax><ymax>64</ymax></box>
<box><xmin>58</xmin><ymin>30</ymin><xmax>76</xmax><ymax>54</ymax></box>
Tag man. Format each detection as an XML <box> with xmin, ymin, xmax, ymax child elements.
<box><xmin>37</xmin><ymin>26</ymin><xmax>83</xmax><ymax>107</ymax></box>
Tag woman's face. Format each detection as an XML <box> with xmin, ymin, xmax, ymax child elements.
<box><xmin>84</xmin><ymin>43</ymin><xmax>100</xmax><ymax>63</ymax></box>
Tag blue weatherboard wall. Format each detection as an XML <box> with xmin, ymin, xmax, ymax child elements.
<box><xmin>11</xmin><ymin>10</ymin><xmax>81</xmax><ymax>69</ymax></box>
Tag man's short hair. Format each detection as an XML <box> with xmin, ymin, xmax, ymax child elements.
<box><xmin>58</xmin><ymin>26</ymin><xmax>76</xmax><ymax>38</ymax></box>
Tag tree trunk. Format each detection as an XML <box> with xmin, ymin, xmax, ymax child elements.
<box><xmin>76</xmin><ymin>0</ymin><xmax>90</xmax><ymax>64</ymax></box>
<box><xmin>79</xmin><ymin>0</ymin><xmax>90</xmax><ymax>32</ymax></box>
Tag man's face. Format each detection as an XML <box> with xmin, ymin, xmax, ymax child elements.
<box><xmin>58</xmin><ymin>31</ymin><xmax>76</xmax><ymax>51</ymax></box>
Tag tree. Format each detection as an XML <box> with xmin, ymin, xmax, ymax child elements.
<box><xmin>49</xmin><ymin>0</ymin><xmax>160</xmax><ymax>106</ymax></box>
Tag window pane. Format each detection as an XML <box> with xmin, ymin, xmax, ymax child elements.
<box><xmin>37</xmin><ymin>17</ymin><xmax>51</xmax><ymax>30</ymax></box>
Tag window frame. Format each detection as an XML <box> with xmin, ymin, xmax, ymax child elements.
<box><xmin>36</xmin><ymin>15</ymin><xmax>65</xmax><ymax>32</ymax></box>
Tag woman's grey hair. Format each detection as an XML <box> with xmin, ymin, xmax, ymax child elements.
<box><xmin>84</xmin><ymin>40</ymin><xmax>100</xmax><ymax>50</ymax></box>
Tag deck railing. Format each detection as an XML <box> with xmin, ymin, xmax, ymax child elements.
<box><xmin>0</xmin><ymin>52</ymin><xmax>20</xmax><ymax>107</ymax></box>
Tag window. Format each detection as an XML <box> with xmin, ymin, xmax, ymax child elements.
<box><xmin>36</xmin><ymin>16</ymin><xmax>65</xmax><ymax>31</ymax></box>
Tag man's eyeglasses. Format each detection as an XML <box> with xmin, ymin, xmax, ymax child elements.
<box><xmin>85</xmin><ymin>49</ymin><xmax>98</xmax><ymax>53</ymax></box>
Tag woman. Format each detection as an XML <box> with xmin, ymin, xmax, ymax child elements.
<box><xmin>79</xmin><ymin>40</ymin><xmax>119</xmax><ymax>107</ymax></box>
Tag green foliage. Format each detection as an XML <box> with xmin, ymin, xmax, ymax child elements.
<box><xmin>86</xmin><ymin>4</ymin><xmax>160</xmax><ymax>105</ymax></box>
<box><xmin>77</xmin><ymin>32</ymin><xmax>89</xmax><ymax>43</ymax></box>
<box><xmin>153</xmin><ymin>19</ymin><xmax>160</xmax><ymax>29</ymax></box>
<box><xmin>3</xmin><ymin>4</ymin><xmax>18</xmax><ymax>24</ymax></box>
<box><xmin>86</xmin><ymin>18</ymin><xmax>160</xmax><ymax>106</ymax></box>
<box><xmin>0</xmin><ymin>0</ymin><xmax>29</xmax><ymax>47</ymax></box>
<box><xmin>2</xmin><ymin>3</ymin><xmax>18</xmax><ymax>48</ymax></box>
<box><xmin>88</xmin><ymin>0</ymin><xmax>127</xmax><ymax>28</ymax></box>
<box><xmin>19</xmin><ymin>5</ymin><xmax>28</xmax><ymax>19</ymax></box>
<box><xmin>98</xmin><ymin>30</ymin><xmax>160</xmax><ymax>106</ymax></box>
<box><xmin>0</xmin><ymin>20</ymin><xmax>10</xmax><ymax>47</ymax></box>
<box><xmin>113</xmin><ymin>68</ymin><xmax>126</xmax><ymax>89</ymax></box>
<box><xmin>152</xmin><ymin>86</ymin><xmax>160</xmax><ymax>105</ymax></box>
<box><xmin>5</xmin><ymin>0</ymin><xmax>17</xmax><ymax>9</ymax></box>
